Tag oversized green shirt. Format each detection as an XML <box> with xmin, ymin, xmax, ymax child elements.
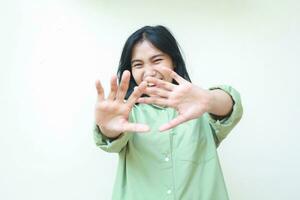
<box><xmin>93</xmin><ymin>85</ymin><xmax>243</xmax><ymax>200</ymax></box>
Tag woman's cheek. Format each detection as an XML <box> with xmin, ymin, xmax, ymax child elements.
<box><xmin>132</xmin><ymin>70</ymin><xmax>143</xmax><ymax>84</ymax></box>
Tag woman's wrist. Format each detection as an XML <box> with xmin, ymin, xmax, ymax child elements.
<box><xmin>97</xmin><ymin>124</ymin><xmax>122</xmax><ymax>139</ymax></box>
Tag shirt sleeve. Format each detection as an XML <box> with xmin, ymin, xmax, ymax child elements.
<box><xmin>207</xmin><ymin>85</ymin><xmax>243</xmax><ymax>147</ymax></box>
<box><xmin>93</xmin><ymin>105</ymin><xmax>136</xmax><ymax>153</ymax></box>
<box><xmin>93</xmin><ymin>124</ymin><xmax>133</xmax><ymax>153</ymax></box>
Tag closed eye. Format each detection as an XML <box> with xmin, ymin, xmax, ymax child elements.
<box><xmin>133</xmin><ymin>63</ymin><xmax>142</xmax><ymax>68</ymax></box>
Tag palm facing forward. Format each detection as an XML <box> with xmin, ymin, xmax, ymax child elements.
<box><xmin>95</xmin><ymin>70</ymin><xmax>149</xmax><ymax>138</ymax></box>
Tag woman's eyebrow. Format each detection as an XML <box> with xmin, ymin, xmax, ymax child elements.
<box><xmin>131</xmin><ymin>59</ymin><xmax>142</xmax><ymax>64</ymax></box>
<box><xmin>150</xmin><ymin>54</ymin><xmax>164</xmax><ymax>60</ymax></box>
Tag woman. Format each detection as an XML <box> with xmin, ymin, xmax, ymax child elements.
<box><xmin>94</xmin><ymin>25</ymin><xmax>243</xmax><ymax>200</ymax></box>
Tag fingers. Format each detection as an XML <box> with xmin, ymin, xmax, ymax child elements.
<box><xmin>95</xmin><ymin>80</ymin><xmax>104</xmax><ymax>101</ymax></box>
<box><xmin>144</xmin><ymin>86</ymin><xmax>170</xmax><ymax>98</ymax></box>
<box><xmin>116</xmin><ymin>70</ymin><xmax>130</xmax><ymax>102</ymax></box>
<box><xmin>159</xmin><ymin>114</ymin><xmax>188</xmax><ymax>132</ymax></box>
<box><xmin>145</xmin><ymin>76</ymin><xmax>174</xmax><ymax>91</ymax></box>
<box><xmin>169</xmin><ymin>70</ymin><xmax>186</xmax><ymax>85</ymax></box>
<box><xmin>127</xmin><ymin>81</ymin><xmax>147</xmax><ymax>107</ymax></box>
<box><xmin>123</xmin><ymin>122</ymin><xmax>150</xmax><ymax>133</ymax></box>
<box><xmin>153</xmin><ymin>66</ymin><xmax>186</xmax><ymax>84</ymax></box>
<box><xmin>108</xmin><ymin>75</ymin><xmax>118</xmax><ymax>100</ymax></box>
<box><xmin>137</xmin><ymin>96</ymin><xmax>169</xmax><ymax>107</ymax></box>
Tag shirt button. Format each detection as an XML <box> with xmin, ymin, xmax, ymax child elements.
<box><xmin>165</xmin><ymin>156</ymin><xmax>170</xmax><ymax>162</ymax></box>
<box><xmin>167</xmin><ymin>189</ymin><xmax>172</xmax><ymax>194</ymax></box>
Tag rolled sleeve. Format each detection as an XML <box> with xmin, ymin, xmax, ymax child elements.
<box><xmin>93</xmin><ymin>124</ymin><xmax>133</xmax><ymax>153</ymax></box>
<box><xmin>207</xmin><ymin>85</ymin><xmax>243</xmax><ymax>146</ymax></box>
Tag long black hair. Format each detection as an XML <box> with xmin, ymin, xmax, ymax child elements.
<box><xmin>117</xmin><ymin>25</ymin><xmax>192</xmax><ymax>99</ymax></box>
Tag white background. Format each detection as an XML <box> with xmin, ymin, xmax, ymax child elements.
<box><xmin>1</xmin><ymin>0</ymin><xmax>299</xmax><ymax>199</ymax></box>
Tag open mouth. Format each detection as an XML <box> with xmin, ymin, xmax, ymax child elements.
<box><xmin>143</xmin><ymin>75</ymin><xmax>164</xmax><ymax>87</ymax></box>
<box><xmin>146</xmin><ymin>77</ymin><xmax>163</xmax><ymax>87</ymax></box>
<box><xmin>147</xmin><ymin>82</ymin><xmax>156</xmax><ymax>87</ymax></box>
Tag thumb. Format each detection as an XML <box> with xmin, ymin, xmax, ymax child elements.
<box><xmin>159</xmin><ymin>114</ymin><xmax>188</xmax><ymax>132</ymax></box>
<box><xmin>123</xmin><ymin>122</ymin><xmax>150</xmax><ymax>133</ymax></box>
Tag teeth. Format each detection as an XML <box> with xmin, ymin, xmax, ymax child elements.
<box><xmin>147</xmin><ymin>83</ymin><xmax>155</xmax><ymax>87</ymax></box>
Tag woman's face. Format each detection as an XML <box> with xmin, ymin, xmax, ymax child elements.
<box><xmin>131</xmin><ymin>40</ymin><xmax>174</xmax><ymax>87</ymax></box>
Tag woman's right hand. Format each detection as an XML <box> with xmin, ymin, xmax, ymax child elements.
<box><xmin>94</xmin><ymin>70</ymin><xmax>149</xmax><ymax>139</ymax></box>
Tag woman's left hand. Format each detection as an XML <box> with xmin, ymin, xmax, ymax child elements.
<box><xmin>137</xmin><ymin>66</ymin><xmax>213</xmax><ymax>132</ymax></box>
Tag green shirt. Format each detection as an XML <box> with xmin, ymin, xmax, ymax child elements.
<box><xmin>93</xmin><ymin>85</ymin><xmax>243</xmax><ymax>200</ymax></box>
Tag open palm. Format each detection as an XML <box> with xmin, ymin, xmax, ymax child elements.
<box><xmin>137</xmin><ymin>66</ymin><xmax>212</xmax><ymax>132</ymax></box>
<box><xmin>95</xmin><ymin>70</ymin><xmax>149</xmax><ymax>138</ymax></box>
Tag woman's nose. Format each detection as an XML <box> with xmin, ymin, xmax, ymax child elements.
<box><xmin>144</xmin><ymin>69</ymin><xmax>157</xmax><ymax>78</ymax></box>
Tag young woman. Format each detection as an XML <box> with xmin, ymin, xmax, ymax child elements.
<box><xmin>94</xmin><ymin>25</ymin><xmax>243</xmax><ymax>200</ymax></box>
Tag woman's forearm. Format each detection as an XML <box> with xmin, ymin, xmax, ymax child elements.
<box><xmin>207</xmin><ymin>89</ymin><xmax>234</xmax><ymax>117</ymax></box>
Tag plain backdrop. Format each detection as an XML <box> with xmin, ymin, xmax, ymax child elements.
<box><xmin>1</xmin><ymin>0</ymin><xmax>299</xmax><ymax>199</ymax></box>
